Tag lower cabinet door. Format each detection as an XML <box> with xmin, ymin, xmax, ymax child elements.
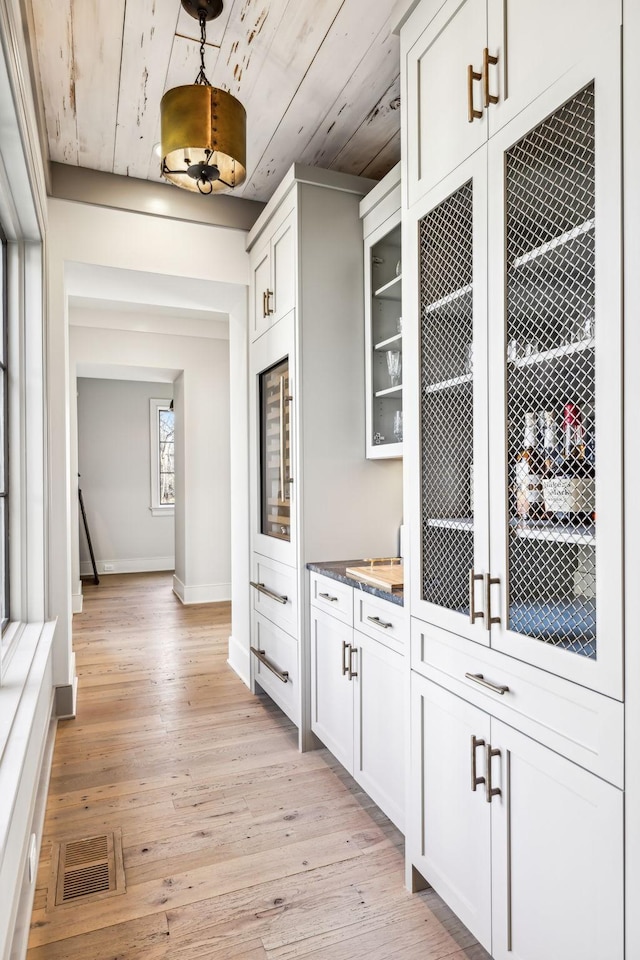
<box><xmin>353</xmin><ymin>630</ymin><xmax>405</xmax><ymax>831</ymax></box>
<box><xmin>489</xmin><ymin>719</ymin><xmax>623</xmax><ymax>960</ymax></box>
<box><xmin>410</xmin><ymin>673</ymin><xmax>492</xmax><ymax>951</ymax></box>
<box><xmin>310</xmin><ymin>608</ymin><xmax>354</xmax><ymax>773</ymax></box>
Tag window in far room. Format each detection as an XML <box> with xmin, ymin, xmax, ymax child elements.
<box><xmin>150</xmin><ymin>398</ymin><xmax>174</xmax><ymax>515</ymax></box>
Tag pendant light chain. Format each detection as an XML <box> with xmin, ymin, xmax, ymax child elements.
<box><xmin>194</xmin><ymin>11</ymin><xmax>211</xmax><ymax>86</ymax></box>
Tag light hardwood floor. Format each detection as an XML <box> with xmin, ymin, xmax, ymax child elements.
<box><xmin>28</xmin><ymin>573</ymin><xmax>487</xmax><ymax>960</ymax></box>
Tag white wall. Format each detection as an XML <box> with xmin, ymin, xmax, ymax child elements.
<box><xmin>77</xmin><ymin>378</ymin><xmax>175</xmax><ymax>575</ymax></box>
<box><xmin>48</xmin><ymin>198</ymin><xmax>251</xmax><ymax>703</ymax></box>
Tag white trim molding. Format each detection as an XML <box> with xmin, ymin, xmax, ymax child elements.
<box><xmin>80</xmin><ymin>556</ymin><xmax>175</xmax><ymax>577</ymax></box>
<box><xmin>227</xmin><ymin>635</ymin><xmax>250</xmax><ymax>687</ymax></box>
<box><xmin>172</xmin><ymin>575</ymin><xmax>231</xmax><ymax>605</ymax></box>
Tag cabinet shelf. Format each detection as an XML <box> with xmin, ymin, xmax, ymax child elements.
<box><xmin>508</xmin><ymin>339</ymin><xmax>593</xmax><ymax>369</ymax></box>
<box><xmin>423</xmin><ymin>283</ymin><xmax>472</xmax><ymax>315</ymax></box>
<box><xmin>512</xmin><ymin>218</ymin><xmax>595</xmax><ymax>269</ymax></box>
<box><xmin>374</xmin><ymin>333</ymin><xmax>403</xmax><ymax>351</ymax></box>
<box><xmin>510</xmin><ymin>518</ymin><xmax>595</xmax><ymax>544</ymax></box>
<box><xmin>425</xmin><ymin>517</ymin><xmax>474</xmax><ymax>531</ymax></box>
<box><xmin>424</xmin><ymin>372</ymin><xmax>473</xmax><ymax>394</ymax></box>
<box><xmin>374</xmin><ymin>275</ymin><xmax>402</xmax><ymax>300</ymax></box>
<box><xmin>375</xmin><ymin>384</ymin><xmax>403</xmax><ymax>398</ymax></box>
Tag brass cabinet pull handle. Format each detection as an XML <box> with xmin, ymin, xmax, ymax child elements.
<box><xmin>485</xmin><ymin>573</ymin><xmax>501</xmax><ymax>630</ymax></box>
<box><xmin>319</xmin><ymin>591</ymin><xmax>338</xmax><ymax>602</ymax></box>
<box><xmin>485</xmin><ymin>742</ymin><xmax>501</xmax><ymax>803</ymax></box>
<box><xmin>265</xmin><ymin>289</ymin><xmax>274</xmax><ymax>315</ymax></box>
<box><xmin>467</xmin><ymin>64</ymin><xmax>483</xmax><ymax>122</ymax></box>
<box><xmin>348</xmin><ymin>644</ymin><xmax>358</xmax><ymax>680</ymax></box>
<box><xmin>367</xmin><ymin>615</ymin><xmax>393</xmax><ymax>629</ymax></box>
<box><xmin>465</xmin><ymin>672</ymin><xmax>510</xmax><ymax>696</ymax></box>
<box><xmin>471</xmin><ymin>735</ymin><xmax>486</xmax><ymax>792</ymax></box>
<box><xmin>250</xmin><ymin>581</ymin><xmax>288</xmax><ymax>605</ymax></box>
<box><xmin>250</xmin><ymin>646</ymin><xmax>289</xmax><ymax>683</ymax></box>
<box><xmin>469</xmin><ymin>569</ymin><xmax>485</xmax><ymax>624</ymax></box>
<box><xmin>342</xmin><ymin>640</ymin><xmax>349</xmax><ymax>676</ymax></box>
<box><xmin>483</xmin><ymin>48</ymin><xmax>499</xmax><ymax>108</ymax></box>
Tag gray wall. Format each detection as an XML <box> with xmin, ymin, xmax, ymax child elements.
<box><xmin>77</xmin><ymin>378</ymin><xmax>174</xmax><ymax>573</ymax></box>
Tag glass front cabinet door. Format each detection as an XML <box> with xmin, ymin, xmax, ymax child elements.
<box><xmin>411</xmin><ymin>38</ymin><xmax>622</xmax><ymax>697</ymax></box>
<box><xmin>251</xmin><ymin>313</ymin><xmax>297</xmax><ymax>566</ymax></box>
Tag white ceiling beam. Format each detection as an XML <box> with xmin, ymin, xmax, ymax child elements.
<box><xmin>30</xmin><ymin>0</ymin><xmax>78</xmax><ymax>165</ymax></box>
<box><xmin>72</xmin><ymin>0</ymin><xmax>126</xmax><ymax>172</ymax></box>
<box><xmin>244</xmin><ymin>1</ymin><xmax>399</xmax><ymax>199</ymax></box>
<box><xmin>113</xmin><ymin>0</ymin><xmax>181</xmax><ymax>179</ymax></box>
<box><xmin>302</xmin><ymin>31</ymin><xmax>399</xmax><ymax>174</ymax></box>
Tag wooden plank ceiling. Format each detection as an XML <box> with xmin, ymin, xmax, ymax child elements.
<box><xmin>29</xmin><ymin>0</ymin><xmax>401</xmax><ymax>202</ymax></box>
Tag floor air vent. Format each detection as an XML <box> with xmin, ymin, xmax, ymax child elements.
<box><xmin>49</xmin><ymin>829</ymin><xmax>125</xmax><ymax>909</ymax></box>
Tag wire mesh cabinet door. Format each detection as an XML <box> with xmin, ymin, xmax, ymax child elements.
<box><xmin>407</xmin><ymin>151</ymin><xmax>491</xmax><ymax>644</ymax></box>
<box><xmin>486</xmin><ymin>36</ymin><xmax>623</xmax><ymax>698</ymax></box>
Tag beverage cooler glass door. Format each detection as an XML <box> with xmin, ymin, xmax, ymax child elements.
<box><xmin>488</xmin><ymin>47</ymin><xmax>622</xmax><ymax>698</ymax></box>
<box><xmin>260</xmin><ymin>357</ymin><xmax>291</xmax><ymax>542</ymax></box>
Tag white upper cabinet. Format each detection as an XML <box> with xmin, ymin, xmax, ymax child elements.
<box><xmin>405</xmin><ymin>0</ymin><xmax>488</xmax><ymax>206</ymax></box>
<box><xmin>361</xmin><ymin>165</ymin><xmax>404</xmax><ymax>459</ymax></box>
<box><xmin>249</xmin><ymin>206</ymin><xmax>296</xmax><ymax>341</ymax></box>
<box><xmin>405</xmin><ymin>17</ymin><xmax>623</xmax><ymax>698</ymax></box>
<box><xmin>404</xmin><ymin>0</ymin><xmax>621</xmax><ymax>207</ymax></box>
<box><xmin>486</xmin><ymin>0</ymin><xmax>621</xmax><ymax>137</ymax></box>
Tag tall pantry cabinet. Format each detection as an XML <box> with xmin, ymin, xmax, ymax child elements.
<box><xmin>398</xmin><ymin>1</ymin><xmax>625</xmax><ymax>957</ymax></box>
<box><xmin>247</xmin><ymin>165</ymin><xmax>403</xmax><ymax>751</ymax></box>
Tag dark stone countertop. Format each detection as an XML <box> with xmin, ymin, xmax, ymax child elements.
<box><xmin>306</xmin><ymin>560</ymin><xmax>404</xmax><ymax>607</ymax></box>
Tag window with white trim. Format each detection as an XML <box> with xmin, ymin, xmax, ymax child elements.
<box><xmin>150</xmin><ymin>398</ymin><xmax>175</xmax><ymax>515</ymax></box>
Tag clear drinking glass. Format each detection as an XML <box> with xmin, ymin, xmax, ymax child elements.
<box><xmin>393</xmin><ymin>410</ymin><xmax>403</xmax><ymax>442</ymax></box>
<box><xmin>387</xmin><ymin>350</ymin><xmax>402</xmax><ymax>386</ymax></box>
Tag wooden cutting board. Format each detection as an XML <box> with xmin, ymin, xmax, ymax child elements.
<box><xmin>346</xmin><ymin>563</ymin><xmax>404</xmax><ymax>592</ymax></box>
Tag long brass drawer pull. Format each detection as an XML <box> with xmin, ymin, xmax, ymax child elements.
<box><xmin>485</xmin><ymin>573</ymin><xmax>501</xmax><ymax>630</ymax></box>
<box><xmin>250</xmin><ymin>581</ymin><xmax>288</xmax><ymax>605</ymax></box>
<box><xmin>467</xmin><ymin>64</ymin><xmax>482</xmax><ymax>122</ymax></box>
<box><xmin>250</xmin><ymin>646</ymin><xmax>289</xmax><ymax>683</ymax></box>
<box><xmin>265</xmin><ymin>288</ymin><xmax>274</xmax><ymax>315</ymax></box>
<box><xmin>465</xmin><ymin>672</ymin><xmax>510</xmax><ymax>696</ymax></box>
<box><xmin>319</xmin><ymin>591</ymin><xmax>338</xmax><ymax>602</ymax></box>
<box><xmin>342</xmin><ymin>640</ymin><xmax>350</xmax><ymax>676</ymax></box>
<box><xmin>367</xmin><ymin>615</ymin><xmax>393</xmax><ymax>629</ymax></box>
<box><xmin>483</xmin><ymin>47</ymin><xmax>499</xmax><ymax>108</ymax></box>
<box><xmin>469</xmin><ymin>569</ymin><xmax>484</xmax><ymax>624</ymax></box>
<box><xmin>348</xmin><ymin>644</ymin><xmax>358</xmax><ymax>680</ymax></box>
<box><xmin>485</xmin><ymin>742</ymin><xmax>501</xmax><ymax>803</ymax></box>
<box><xmin>471</xmin><ymin>735</ymin><xmax>486</xmax><ymax>792</ymax></box>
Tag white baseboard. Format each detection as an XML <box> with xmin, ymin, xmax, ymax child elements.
<box><xmin>71</xmin><ymin>590</ymin><xmax>83</xmax><ymax>614</ymax></box>
<box><xmin>172</xmin><ymin>576</ymin><xmax>231</xmax><ymax>605</ymax></box>
<box><xmin>80</xmin><ymin>556</ymin><xmax>175</xmax><ymax>576</ymax></box>
<box><xmin>227</xmin><ymin>635</ymin><xmax>250</xmax><ymax>687</ymax></box>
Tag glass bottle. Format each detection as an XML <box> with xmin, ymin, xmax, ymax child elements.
<box><xmin>514</xmin><ymin>412</ymin><xmax>543</xmax><ymax>521</ymax></box>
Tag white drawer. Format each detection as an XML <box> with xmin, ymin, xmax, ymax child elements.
<box><xmin>251</xmin><ymin>612</ymin><xmax>299</xmax><ymax>726</ymax></box>
<box><xmin>354</xmin><ymin>591</ymin><xmax>407</xmax><ymax>654</ymax></box>
<box><xmin>309</xmin><ymin>571</ymin><xmax>353</xmax><ymax>626</ymax></box>
<box><xmin>411</xmin><ymin>617</ymin><xmax>623</xmax><ymax>788</ymax></box>
<box><xmin>251</xmin><ymin>554</ymin><xmax>298</xmax><ymax>638</ymax></box>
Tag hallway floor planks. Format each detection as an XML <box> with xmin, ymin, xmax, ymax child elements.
<box><xmin>28</xmin><ymin>572</ymin><xmax>487</xmax><ymax>960</ymax></box>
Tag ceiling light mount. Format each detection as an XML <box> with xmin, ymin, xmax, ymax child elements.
<box><xmin>161</xmin><ymin>0</ymin><xmax>246</xmax><ymax>195</ymax></box>
<box><xmin>180</xmin><ymin>0</ymin><xmax>224</xmax><ymax>22</ymax></box>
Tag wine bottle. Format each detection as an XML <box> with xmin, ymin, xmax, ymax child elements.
<box><xmin>540</xmin><ymin>411</ymin><xmax>559</xmax><ymax>519</ymax></box>
<box><xmin>514</xmin><ymin>412</ymin><xmax>543</xmax><ymax>520</ymax></box>
<box><xmin>569</xmin><ymin>413</ymin><xmax>595</xmax><ymax>522</ymax></box>
<box><xmin>543</xmin><ymin>403</ymin><xmax>595</xmax><ymax>523</ymax></box>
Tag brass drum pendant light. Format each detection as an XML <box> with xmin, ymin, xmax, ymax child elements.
<box><xmin>161</xmin><ymin>0</ymin><xmax>246</xmax><ymax>194</ymax></box>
